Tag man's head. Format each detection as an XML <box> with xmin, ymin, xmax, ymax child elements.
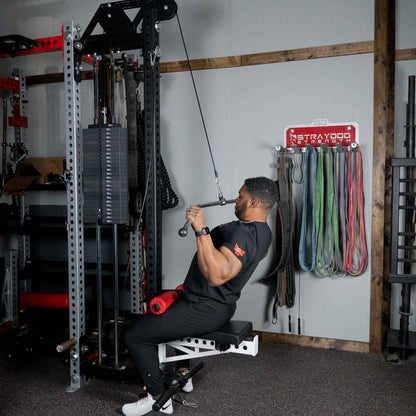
<box><xmin>235</xmin><ymin>177</ymin><xmax>278</xmax><ymax>221</ymax></box>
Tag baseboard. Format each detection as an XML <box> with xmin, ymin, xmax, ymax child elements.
<box><xmin>253</xmin><ymin>331</ymin><xmax>370</xmax><ymax>353</ymax></box>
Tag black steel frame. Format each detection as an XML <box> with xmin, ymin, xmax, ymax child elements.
<box><xmin>75</xmin><ymin>0</ymin><xmax>177</xmax><ymax>301</ymax></box>
<box><xmin>388</xmin><ymin>75</ymin><xmax>416</xmax><ymax>359</ymax></box>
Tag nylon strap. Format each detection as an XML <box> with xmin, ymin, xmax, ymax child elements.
<box><xmin>285</xmin><ymin>246</ymin><xmax>295</xmax><ymax>308</ymax></box>
<box><xmin>260</xmin><ymin>150</ymin><xmax>295</xmax><ymax>323</ymax></box>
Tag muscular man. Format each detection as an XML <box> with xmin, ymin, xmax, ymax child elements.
<box><xmin>122</xmin><ymin>176</ymin><xmax>278</xmax><ymax>416</ymax></box>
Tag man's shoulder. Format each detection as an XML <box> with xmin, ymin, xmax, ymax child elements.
<box><xmin>216</xmin><ymin>220</ymin><xmax>238</xmax><ymax>228</ymax></box>
<box><xmin>214</xmin><ymin>220</ymin><xmax>239</xmax><ymax>233</ymax></box>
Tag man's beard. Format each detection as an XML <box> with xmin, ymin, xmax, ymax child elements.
<box><xmin>235</xmin><ymin>203</ymin><xmax>247</xmax><ymax>220</ymax></box>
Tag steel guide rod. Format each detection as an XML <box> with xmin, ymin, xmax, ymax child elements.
<box><xmin>113</xmin><ymin>223</ymin><xmax>120</xmax><ymax>368</ymax></box>
<box><xmin>96</xmin><ymin>218</ymin><xmax>103</xmax><ymax>366</ymax></box>
<box><xmin>63</xmin><ymin>21</ymin><xmax>85</xmax><ymax>392</ymax></box>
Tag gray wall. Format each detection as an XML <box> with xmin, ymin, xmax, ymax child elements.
<box><xmin>0</xmin><ymin>0</ymin><xmax>415</xmax><ymax>341</ymax></box>
<box><xmin>158</xmin><ymin>0</ymin><xmax>374</xmax><ymax>342</ymax></box>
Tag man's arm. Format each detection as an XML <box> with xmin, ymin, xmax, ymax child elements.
<box><xmin>186</xmin><ymin>205</ymin><xmax>242</xmax><ymax>287</ymax></box>
<box><xmin>196</xmin><ymin>235</ymin><xmax>242</xmax><ymax>287</ymax></box>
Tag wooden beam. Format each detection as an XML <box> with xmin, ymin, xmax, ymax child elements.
<box><xmin>160</xmin><ymin>41</ymin><xmax>374</xmax><ymax>73</ymax></box>
<box><xmin>370</xmin><ymin>0</ymin><xmax>395</xmax><ymax>354</ymax></box>
<box><xmin>26</xmin><ymin>42</ymin><xmax>416</xmax><ymax>86</ymax></box>
<box><xmin>383</xmin><ymin>0</ymin><xmax>396</xmax><ymax>342</ymax></box>
<box><xmin>396</xmin><ymin>48</ymin><xmax>416</xmax><ymax>61</ymax></box>
<box><xmin>27</xmin><ymin>70</ymin><xmax>93</xmax><ymax>86</ymax></box>
<box><xmin>253</xmin><ymin>331</ymin><xmax>369</xmax><ymax>353</ymax></box>
<box><xmin>27</xmin><ymin>40</ymin><xmax>375</xmax><ymax>85</ymax></box>
<box><xmin>241</xmin><ymin>40</ymin><xmax>374</xmax><ymax>66</ymax></box>
<box><xmin>160</xmin><ymin>55</ymin><xmax>242</xmax><ymax>73</ymax></box>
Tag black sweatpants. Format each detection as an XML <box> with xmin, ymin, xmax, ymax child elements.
<box><xmin>123</xmin><ymin>296</ymin><xmax>236</xmax><ymax>396</ymax></box>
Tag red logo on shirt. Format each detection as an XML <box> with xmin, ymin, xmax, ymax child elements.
<box><xmin>234</xmin><ymin>243</ymin><xmax>246</xmax><ymax>257</ymax></box>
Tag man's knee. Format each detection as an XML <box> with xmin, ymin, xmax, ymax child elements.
<box><xmin>122</xmin><ymin>317</ymin><xmax>157</xmax><ymax>348</ymax></box>
<box><xmin>122</xmin><ymin>319</ymin><xmax>147</xmax><ymax>349</ymax></box>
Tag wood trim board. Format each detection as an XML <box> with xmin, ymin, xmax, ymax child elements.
<box><xmin>253</xmin><ymin>331</ymin><xmax>370</xmax><ymax>353</ymax></box>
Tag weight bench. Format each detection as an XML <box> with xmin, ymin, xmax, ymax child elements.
<box><xmin>153</xmin><ymin>320</ymin><xmax>258</xmax><ymax>411</ymax></box>
<box><xmin>158</xmin><ymin>320</ymin><xmax>258</xmax><ymax>363</ymax></box>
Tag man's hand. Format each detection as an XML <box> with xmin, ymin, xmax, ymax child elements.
<box><xmin>185</xmin><ymin>205</ymin><xmax>206</xmax><ymax>232</ymax></box>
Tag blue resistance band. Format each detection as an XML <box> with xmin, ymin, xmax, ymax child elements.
<box><xmin>298</xmin><ymin>145</ymin><xmax>317</xmax><ymax>271</ymax></box>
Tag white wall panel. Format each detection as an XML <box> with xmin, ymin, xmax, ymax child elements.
<box><xmin>396</xmin><ymin>0</ymin><xmax>416</xmax><ymax>49</ymax></box>
<box><xmin>0</xmin><ymin>0</ymin><xmax>414</xmax><ymax>342</ymax></box>
<box><xmin>160</xmin><ymin>0</ymin><xmax>375</xmax><ymax>61</ymax></box>
<box><xmin>161</xmin><ymin>54</ymin><xmax>373</xmax><ymax>341</ymax></box>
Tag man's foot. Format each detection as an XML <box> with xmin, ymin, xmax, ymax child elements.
<box><xmin>181</xmin><ymin>370</ymin><xmax>193</xmax><ymax>393</ymax></box>
<box><xmin>122</xmin><ymin>393</ymin><xmax>173</xmax><ymax>416</ymax></box>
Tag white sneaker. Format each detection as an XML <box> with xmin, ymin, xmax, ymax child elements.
<box><xmin>181</xmin><ymin>370</ymin><xmax>193</xmax><ymax>393</ymax></box>
<box><xmin>122</xmin><ymin>393</ymin><xmax>173</xmax><ymax>416</ymax></box>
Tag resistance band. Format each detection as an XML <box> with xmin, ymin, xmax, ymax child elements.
<box><xmin>344</xmin><ymin>145</ymin><xmax>367</xmax><ymax>276</ymax></box>
<box><xmin>314</xmin><ymin>145</ymin><xmax>337</xmax><ymax>277</ymax></box>
<box><xmin>333</xmin><ymin>144</ymin><xmax>348</xmax><ymax>274</ymax></box>
<box><xmin>299</xmin><ymin>145</ymin><xmax>317</xmax><ymax>271</ymax></box>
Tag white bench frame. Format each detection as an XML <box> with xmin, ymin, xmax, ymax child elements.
<box><xmin>158</xmin><ymin>335</ymin><xmax>259</xmax><ymax>364</ymax></box>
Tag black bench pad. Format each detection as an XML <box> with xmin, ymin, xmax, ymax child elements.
<box><xmin>199</xmin><ymin>320</ymin><xmax>252</xmax><ymax>346</ymax></box>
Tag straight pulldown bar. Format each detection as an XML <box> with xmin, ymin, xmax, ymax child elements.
<box><xmin>178</xmin><ymin>199</ymin><xmax>236</xmax><ymax>237</ymax></box>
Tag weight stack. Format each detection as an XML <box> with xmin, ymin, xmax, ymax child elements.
<box><xmin>83</xmin><ymin>125</ymin><xmax>129</xmax><ymax>224</ymax></box>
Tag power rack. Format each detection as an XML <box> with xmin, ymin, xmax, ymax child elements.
<box><xmin>0</xmin><ymin>0</ymin><xmax>178</xmax><ymax>391</ymax></box>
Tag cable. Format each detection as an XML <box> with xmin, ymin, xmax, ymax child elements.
<box><xmin>176</xmin><ymin>13</ymin><xmax>224</xmax><ymax>202</ymax></box>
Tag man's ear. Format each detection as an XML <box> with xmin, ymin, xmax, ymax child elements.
<box><xmin>249</xmin><ymin>197</ymin><xmax>260</xmax><ymax>208</ymax></box>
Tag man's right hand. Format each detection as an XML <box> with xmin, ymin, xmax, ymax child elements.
<box><xmin>185</xmin><ymin>205</ymin><xmax>206</xmax><ymax>232</ymax></box>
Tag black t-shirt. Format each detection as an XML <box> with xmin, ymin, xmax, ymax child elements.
<box><xmin>183</xmin><ymin>220</ymin><xmax>272</xmax><ymax>304</ymax></box>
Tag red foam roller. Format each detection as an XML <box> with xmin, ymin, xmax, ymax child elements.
<box><xmin>150</xmin><ymin>290</ymin><xmax>180</xmax><ymax>315</ymax></box>
<box><xmin>20</xmin><ymin>292</ymin><xmax>69</xmax><ymax>309</ymax></box>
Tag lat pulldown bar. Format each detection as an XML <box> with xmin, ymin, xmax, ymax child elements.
<box><xmin>178</xmin><ymin>199</ymin><xmax>236</xmax><ymax>237</ymax></box>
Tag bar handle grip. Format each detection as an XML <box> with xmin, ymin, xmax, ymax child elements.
<box><xmin>178</xmin><ymin>219</ymin><xmax>191</xmax><ymax>237</ymax></box>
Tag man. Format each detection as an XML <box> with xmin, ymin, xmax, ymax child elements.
<box><xmin>122</xmin><ymin>176</ymin><xmax>278</xmax><ymax>416</ymax></box>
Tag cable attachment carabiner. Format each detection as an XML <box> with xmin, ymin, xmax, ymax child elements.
<box><xmin>215</xmin><ymin>175</ymin><xmax>226</xmax><ymax>205</ymax></box>
<box><xmin>149</xmin><ymin>46</ymin><xmax>161</xmax><ymax>66</ymax></box>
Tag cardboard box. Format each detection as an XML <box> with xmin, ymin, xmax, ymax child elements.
<box><xmin>3</xmin><ymin>157</ymin><xmax>65</xmax><ymax>191</ymax></box>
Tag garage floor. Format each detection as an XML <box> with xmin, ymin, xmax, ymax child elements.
<box><xmin>1</xmin><ymin>340</ymin><xmax>415</xmax><ymax>416</ymax></box>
